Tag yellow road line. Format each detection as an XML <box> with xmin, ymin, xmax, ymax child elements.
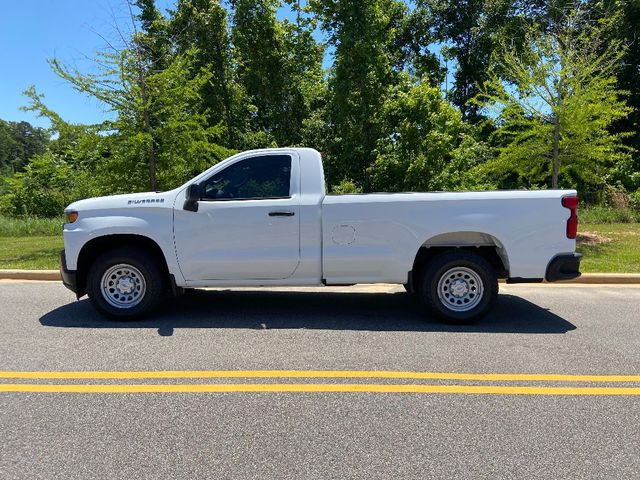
<box><xmin>1</xmin><ymin>370</ymin><xmax>640</xmax><ymax>382</ymax></box>
<box><xmin>2</xmin><ymin>383</ymin><xmax>640</xmax><ymax>395</ymax></box>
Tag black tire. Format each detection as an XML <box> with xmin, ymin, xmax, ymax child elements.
<box><xmin>418</xmin><ymin>251</ymin><xmax>498</xmax><ymax>324</ymax></box>
<box><xmin>86</xmin><ymin>247</ymin><xmax>167</xmax><ymax>320</ymax></box>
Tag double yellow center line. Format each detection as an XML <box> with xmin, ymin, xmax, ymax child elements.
<box><xmin>2</xmin><ymin>370</ymin><xmax>640</xmax><ymax>395</ymax></box>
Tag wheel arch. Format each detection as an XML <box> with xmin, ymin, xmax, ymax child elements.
<box><xmin>407</xmin><ymin>231</ymin><xmax>509</xmax><ymax>292</ymax></box>
<box><xmin>76</xmin><ymin>234</ymin><xmax>170</xmax><ymax>297</ymax></box>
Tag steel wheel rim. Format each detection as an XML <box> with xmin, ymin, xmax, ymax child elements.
<box><xmin>437</xmin><ymin>266</ymin><xmax>484</xmax><ymax>312</ymax></box>
<box><xmin>100</xmin><ymin>263</ymin><xmax>146</xmax><ymax>309</ymax></box>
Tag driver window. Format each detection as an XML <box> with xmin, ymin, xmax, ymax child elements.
<box><xmin>203</xmin><ymin>155</ymin><xmax>292</xmax><ymax>200</ymax></box>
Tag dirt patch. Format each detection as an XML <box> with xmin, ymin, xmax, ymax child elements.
<box><xmin>577</xmin><ymin>232</ymin><xmax>612</xmax><ymax>246</ymax></box>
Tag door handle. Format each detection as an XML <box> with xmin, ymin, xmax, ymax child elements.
<box><xmin>268</xmin><ymin>211</ymin><xmax>295</xmax><ymax>217</ymax></box>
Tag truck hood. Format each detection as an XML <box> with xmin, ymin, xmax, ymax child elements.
<box><xmin>65</xmin><ymin>191</ymin><xmax>175</xmax><ymax>212</ymax></box>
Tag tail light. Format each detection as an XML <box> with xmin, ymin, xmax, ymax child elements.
<box><xmin>562</xmin><ymin>195</ymin><xmax>579</xmax><ymax>239</ymax></box>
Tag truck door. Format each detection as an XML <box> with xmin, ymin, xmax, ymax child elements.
<box><xmin>174</xmin><ymin>153</ymin><xmax>301</xmax><ymax>281</ymax></box>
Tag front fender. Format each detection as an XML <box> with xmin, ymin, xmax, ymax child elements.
<box><xmin>62</xmin><ymin>211</ymin><xmax>183</xmax><ymax>285</ymax></box>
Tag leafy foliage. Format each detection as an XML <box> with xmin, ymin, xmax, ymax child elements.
<box><xmin>0</xmin><ymin>120</ymin><xmax>49</xmax><ymax>175</ymax></box>
<box><xmin>232</xmin><ymin>0</ymin><xmax>324</xmax><ymax>148</ymax></box>
<box><xmin>331</xmin><ymin>179</ymin><xmax>363</xmax><ymax>194</ymax></box>
<box><xmin>5</xmin><ymin>152</ymin><xmax>79</xmax><ymax>217</ymax></box>
<box><xmin>311</xmin><ymin>0</ymin><xmax>417</xmax><ymax>190</ymax></box>
<box><xmin>420</xmin><ymin>0</ymin><xmax>549</xmax><ymax>123</ymax></box>
<box><xmin>473</xmin><ymin>7</ymin><xmax>632</xmax><ymax>191</ymax></box>
<box><xmin>370</xmin><ymin>81</ymin><xmax>489</xmax><ymax>192</ymax></box>
<box><xmin>602</xmin><ymin>0</ymin><xmax>640</xmax><ymax>192</ymax></box>
<box><xmin>49</xmin><ymin>45</ymin><xmax>233</xmax><ymax>192</ymax></box>
<box><xmin>171</xmin><ymin>0</ymin><xmax>250</xmax><ymax>147</ymax></box>
<box><xmin>0</xmin><ymin>0</ymin><xmax>638</xmax><ymax>218</ymax></box>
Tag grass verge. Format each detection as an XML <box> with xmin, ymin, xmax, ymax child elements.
<box><xmin>0</xmin><ymin>236</ymin><xmax>63</xmax><ymax>269</ymax></box>
<box><xmin>577</xmin><ymin>223</ymin><xmax>640</xmax><ymax>273</ymax></box>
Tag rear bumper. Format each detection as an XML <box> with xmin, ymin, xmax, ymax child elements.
<box><xmin>59</xmin><ymin>250</ymin><xmax>78</xmax><ymax>294</ymax></box>
<box><xmin>545</xmin><ymin>253</ymin><xmax>582</xmax><ymax>282</ymax></box>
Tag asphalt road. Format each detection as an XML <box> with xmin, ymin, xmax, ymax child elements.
<box><xmin>1</xmin><ymin>281</ymin><xmax>640</xmax><ymax>479</ymax></box>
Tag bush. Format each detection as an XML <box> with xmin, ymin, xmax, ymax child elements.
<box><xmin>629</xmin><ymin>190</ymin><xmax>640</xmax><ymax>211</ymax></box>
<box><xmin>603</xmin><ymin>185</ymin><xmax>630</xmax><ymax>209</ymax></box>
<box><xmin>0</xmin><ymin>215</ymin><xmax>63</xmax><ymax>236</ymax></box>
<box><xmin>331</xmin><ymin>179</ymin><xmax>363</xmax><ymax>194</ymax></box>
<box><xmin>369</xmin><ymin>83</ymin><xmax>487</xmax><ymax>193</ymax></box>
<box><xmin>580</xmin><ymin>205</ymin><xmax>638</xmax><ymax>224</ymax></box>
<box><xmin>4</xmin><ymin>153</ymin><xmax>71</xmax><ymax>217</ymax></box>
<box><xmin>2</xmin><ymin>152</ymin><xmax>100</xmax><ymax>218</ymax></box>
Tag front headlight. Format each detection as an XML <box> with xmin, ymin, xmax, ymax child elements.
<box><xmin>65</xmin><ymin>211</ymin><xmax>79</xmax><ymax>224</ymax></box>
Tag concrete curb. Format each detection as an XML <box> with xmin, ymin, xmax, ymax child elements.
<box><xmin>0</xmin><ymin>270</ymin><xmax>639</xmax><ymax>284</ymax></box>
<box><xmin>0</xmin><ymin>270</ymin><xmax>62</xmax><ymax>281</ymax></box>
<box><xmin>554</xmin><ymin>273</ymin><xmax>640</xmax><ymax>284</ymax></box>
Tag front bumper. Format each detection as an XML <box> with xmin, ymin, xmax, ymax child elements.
<box><xmin>59</xmin><ymin>250</ymin><xmax>78</xmax><ymax>294</ymax></box>
<box><xmin>545</xmin><ymin>253</ymin><xmax>582</xmax><ymax>282</ymax></box>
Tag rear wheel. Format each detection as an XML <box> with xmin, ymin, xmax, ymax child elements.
<box><xmin>86</xmin><ymin>248</ymin><xmax>166</xmax><ymax>320</ymax></box>
<box><xmin>419</xmin><ymin>251</ymin><xmax>498</xmax><ymax>324</ymax></box>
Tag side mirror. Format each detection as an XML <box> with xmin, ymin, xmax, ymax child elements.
<box><xmin>183</xmin><ymin>183</ymin><xmax>201</xmax><ymax>212</ymax></box>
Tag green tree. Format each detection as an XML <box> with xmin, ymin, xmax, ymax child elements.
<box><xmin>50</xmin><ymin>47</ymin><xmax>231</xmax><ymax>192</ymax></box>
<box><xmin>0</xmin><ymin>121</ymin><xmax>18</xmax><ymax>175</ymax></box>
<box><xmin>0</xmin><ymin>119</ymin><xmax>50</xmax><ymax>174</ymax></box>
<box><xmin>369</xmin><ymin>81</ymin><xmax>489</xmax><ymax>192</ymax></box>
<box><xmin>2</xmin><ymin>89</ymin><xmax>104</xmax><ymax>216</ymax></box>
<box><xmin>231</xmin><ymin>0</ymin><xmax>323</xmax><ymax>148</ymax></box>
<box><xmin>600</xmin><ymin>0</ymin><xmax>640</xmax><ymax>192</ymax></box>
<box><xmin>422</xmin><ymin>0</ymin><xmax>548</xmax><ymax>123</ymax></box>
<box><xmin>4</xmin><ymin>89</ymin><xmax>106</xmax><ymax>216</ymax></box>
<box><xmin>134</xmin><ymin>0</ymin><xmax>173</xmax><ymax>70</ymax></box>
<box><xmin>473</xmin><ymin>7</ymin><xmax>632</xmax><ymax>191</ymax></box>
<box><xmin>311</xmin><ymin>0</ymin><xmax>410</xmax><ymax>190</ymax></box>
<box><xmin>7</xmin><ymin>46</ymin><xmax>233</xmax><ymax>218</ymax></box>
<box><xmin>21</xmin><ymin>87</ymin><xmax>106</xmax><ymax>172</ymax></box>
<box><xmin>49</xmin><ymin>3</ymin><xmax>232</xmax><ymax>191</ymax></box>
<box><xmin>170</xmin><ymin>0</ymin><xmax>248</xmax><ymax>147</ymax></box>
<box><xmin>104</xmin><ymin>49</ymin><xmax>233</xmax><ymax>191</ymax></box>
<box><xmin>281</xmin><ymin>0</ymin><xmax>326</xmax><ymax>145</ymax></box>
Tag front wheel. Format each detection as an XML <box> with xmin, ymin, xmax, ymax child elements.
<box><xmin>86</xmin><ymin>248</ymin><xmax>166</xmax><ymax>320</ymax></box>
<box><xmin>419</xmin><ymin>251</ymin><xmax>498</xmax><ymax>324</ymax></box>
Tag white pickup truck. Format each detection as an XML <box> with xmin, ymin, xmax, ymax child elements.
<box><xmin>60</xmin><ymin>147</ymin><xmax>581</xmax><ymax>323</ymax></box>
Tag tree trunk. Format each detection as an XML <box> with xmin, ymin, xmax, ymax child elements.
<box><xmin>214</xmin><ymin>42</ymin><xmax>236</xmax><ymax>148</ymax></box>
<box><xmin>552</xmin><ymin>114</ymin><xmax>560</xmax><ymax>189</ymax></box>
<box><xmin>140</xmin><ymin>75</ymin><xmax>157</xmax><ymax>191</ymax></box>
